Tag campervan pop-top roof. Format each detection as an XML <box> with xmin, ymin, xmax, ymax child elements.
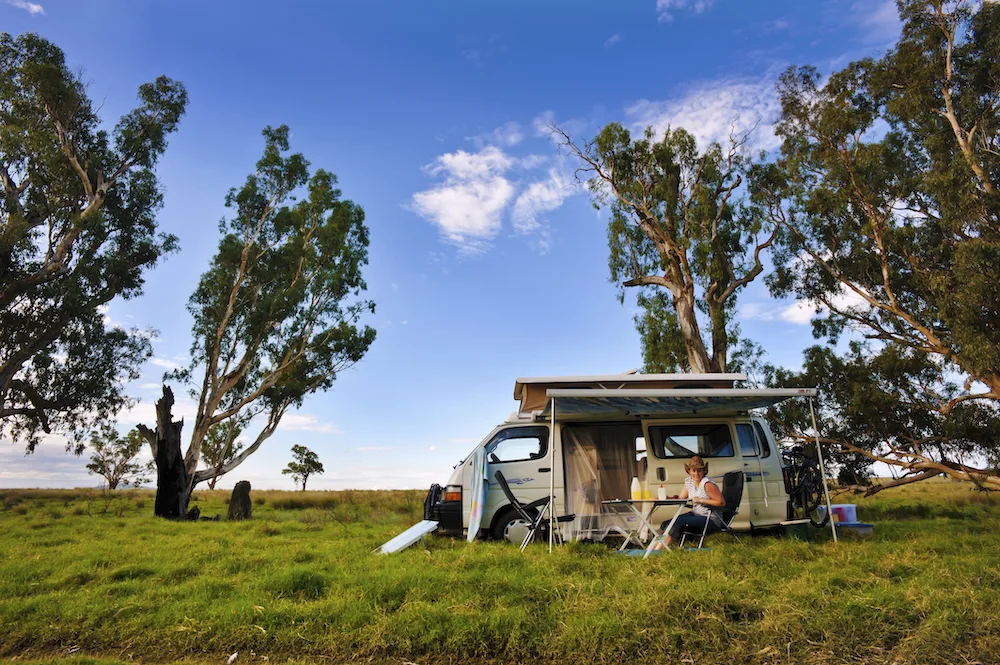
<box><xmin>513</xmin><ymin>372</ymin><xmax>747</xmax><ymax>414</ymax></box>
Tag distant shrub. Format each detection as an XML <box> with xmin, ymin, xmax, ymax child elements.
<box><xmin>254</xmin><ymin>495</ymin><xmax>267</xmax><ymax>506</ymax></box>
<box><xmin>135</xmin><ymin>499</ymin><xmax>145</xmax><ymax>509</ymax></box>
<box><xmin>12</xmin><ymin>505</ymin><xmax>28</xmax><ymax>516</ymax></box>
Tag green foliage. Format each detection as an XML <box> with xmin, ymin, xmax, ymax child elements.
<box><xmin>282</xmin><ymin>443</ymin><xmax>324</xmax><ymax>491</ymax></box>
<box><xmin>0</xmin><ymin>33</ymin><xmax>187</xmax><ymax>451</ymax></box>
<box><xmin>0</xmin><ymin>485</ymin><xmax>998</xmax><ymax>665</ymax></box>
<box><xmin>85</xmin><ymin>426</ymin><xmax>151</xmax><ymax>490</ymax></box>
<box><xmin>562</xmin><ymin>123</ymin><xmax>773</xmax><ymax>373</ymax></box>
<box><xmin>754</xmin><ymin>0</ymin><xmax>1000</xmax><ymax>489</ymax></box>
<box><xmin>199</xmin><ymin>419</ymin><xmax>246</xmax><ymax>489</ymax></box>
<box><xmin>172</xmin><ymin>125</ymin><xmax>375</xmax><ymax>489</ymax></box>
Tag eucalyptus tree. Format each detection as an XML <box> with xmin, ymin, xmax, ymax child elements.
<box><xmin>558</xmin><ymin>124</ymin><xmax>775</xmax><ymax>373</ymax></box>
<box><xmin>199</xmin><ymin>419</ymin><xmax>246</xmax><ymax>490</ymax></box>
<box><xmin>281</xmin><ymin>444</ymin><xmax>324</xmax><ymax>491</ymax></box>
<box><xmin>86</xmin><ymin>426</ymin><xmax>151</xmax><ymax>490</ymax></box>
<box><xmin>139</xmin><ymin>126</ymin><xmax>375</xmax><ymax>517</ymax></box>
<box><xmin>754</xmin><ymin>0</ymin><xmax>1000</xmax><ymax>491</ymax></box>
<box><xmin>0</xmin><ymin>33</ymin><xmax>186</xmax><ymax>451</ymax></box>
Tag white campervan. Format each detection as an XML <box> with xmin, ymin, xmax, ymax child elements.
<box><xmin>428</xmin><ymin>373</ymin><xmax>817</xmax><ymax>542</ymax></box>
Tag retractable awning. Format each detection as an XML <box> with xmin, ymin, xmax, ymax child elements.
<box><xmin>538</xmin><ymin>387</ymin><xmax>819</xmax><ymax>418</ymax></box>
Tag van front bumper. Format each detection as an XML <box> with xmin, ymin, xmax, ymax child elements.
<box><xmin>434</xmin><ymin>500</ymin><xmax>463</xmax><ymax>536</ymax></box>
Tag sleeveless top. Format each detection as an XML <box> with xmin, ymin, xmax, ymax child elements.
<box><xmin>685</xmin><ymin>476</ymin><xmax>716</xmax><ymax>517</ymax></box>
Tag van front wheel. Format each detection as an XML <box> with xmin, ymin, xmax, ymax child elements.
<box><xmin>491</xmin><ymin>508</ymin><xmax>530</xmax><ymax>543</ymax></box>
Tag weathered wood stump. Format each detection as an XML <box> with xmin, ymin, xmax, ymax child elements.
<box><xmin>228</xmin><ymin>481</ymin><xmax>252</xmax><ymax>521</ymax></box>
<box><xmin>137</xmin><ymin>386</ymin><xmax>192</xmax><ymax>519</ymax></box>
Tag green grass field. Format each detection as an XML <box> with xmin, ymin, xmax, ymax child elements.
<box><xmin>1</xmin><ymin>481</ymin><xmax>998</xmax><ymax>665</ymax></box>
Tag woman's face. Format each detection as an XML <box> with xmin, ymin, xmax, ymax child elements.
<box><xmin>687</xmin><ymin>466</ymin><xmax>706</xmax><ymax>479</ymax></box>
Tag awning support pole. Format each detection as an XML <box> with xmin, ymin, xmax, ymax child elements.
<box><xmin>549</xmin><ymin>397</ymin><xmax>556</xmax><ymax>553</ymax></box>
<box><xmin>808</xmin><ymin>396</ymin><xmax>838</xmax><ymax>543</ymax></box>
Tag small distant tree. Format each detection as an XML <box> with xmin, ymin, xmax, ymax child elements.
<box><xmin>282</xmin><ymin>444</ymin><xmax>324</xmax><ymax>491</ymax></box>
<box><xmin>86</xmin><ymin>426</ymin><xmax>152</xmax><ymax>490</ymax></box>
<box><xmin>199</xmin><ymin>419</ymin><xmax>246</xmax><ymax>490</ymax></box>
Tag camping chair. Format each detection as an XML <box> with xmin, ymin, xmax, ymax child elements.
<box><xmin>679</xmin><ymin>470</ymin><xmax>744</xmax><ymax>550</ymax></box>
<box><xmin>494</xmin><ymin>470</ymin><xmax>575</xmax><ymax>552</ymax></box>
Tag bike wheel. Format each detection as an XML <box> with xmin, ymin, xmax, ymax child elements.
<box><xmin>807</xmin><ymin>503</ymin><xmax>830</xmax><ymax>528</ymax></box>
<box><xmin>802</xmin><ymin>469</ymin><xmax>824</xmax><ymax>513</ymax></box>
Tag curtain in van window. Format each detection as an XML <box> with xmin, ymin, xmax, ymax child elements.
<box><xmin>562</xmin><ymin>423</ymin><xmax>643</xmax><ymax>539</ymax></box>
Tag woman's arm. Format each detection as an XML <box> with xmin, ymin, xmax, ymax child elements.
<box><xmin>692</xmin><ymin>480</ymin><xmax>725</xmax><ymax>507</ymax></box>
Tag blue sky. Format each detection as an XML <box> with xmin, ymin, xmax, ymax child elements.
<box><xmin>0</xmin><ymin>0</ymin><xmax>902</xmax><ymax>490</ymax></box>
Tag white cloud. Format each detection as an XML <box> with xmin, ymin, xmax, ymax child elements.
<box><xmin>512</xmin><ymin>169</ymin><xmax>575</xmax><ymax>235</ymax></box>
<box><xmin>470</xmin><ymin>121</ymin><xmax>524</xmax><ymax>148</ymax></box>
<box><xmin>280</xmin><ymin>413</ymin><xmax>342</xmax><ymax>434</ymax></box>
<box><xmin>118</xmin><ymin>393</ymin><xmax>198</xmax><ymax>428</ymax></box>
<box><xmin>4</xmin><ymin>0</ymin><xmax>44</xmax><ymax>15</ymax></box>
<box><xmin>740</xmin><ymin>289</ymin><xmax>872</xmax><ymax>326</ymax></box>
<box><xmin>780</xmin><ymin>301</ymin><xmax>816</xmax><ymax>325</ymax></box>
<box><xmin>852</xmin><ymin>0</ymin><xmax>901</xmax><ymax>44</ymax></box>
<box><xmin>626</xmin><ymin>77</ymin><xmax>781</xmax><ymax>152</ymax></box>
<box><xmin>410</xmin><ymin>146</ymin><xmax>516</xmax><ymax>252</ymax></box>
<box><xmin>150</xmin><ymin>357</ymin><xmax>182</xmax><ymax>370</ymax></box>
<box><xmin>518</xmin><ymin>154</ymin><xmax>549</xmax><ymax>170</ymax></box>
<box><xmin>533</xmin><ymin>110</ymin><xmax>556</xmax><ymax>138</ymax></box>
<box><xmin>656</xmin><ymin>0</ymin><xmax>713</xmax><ymax>23</ymax></box>
<box><xmin>604</xmin><ymin>33</ymin><xmax>622</xmax><ymax>47</ymax></box>
<box><xmin>462</xmin><ymin>49</ymin><xmax>482</xmax><ymax>66</ymax></box>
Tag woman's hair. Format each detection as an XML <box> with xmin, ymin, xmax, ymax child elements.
<box><xmin>684</xmin><ymin>455</ymin><xmax>708</xmax><ymax>475</ymax></box>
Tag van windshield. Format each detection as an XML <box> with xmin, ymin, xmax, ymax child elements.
<box><xmin>647</xmin><ymin>423</ymin><xmax>734</xmax><ymax>459</ymax></box>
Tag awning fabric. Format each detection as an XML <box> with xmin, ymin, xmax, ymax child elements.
<box><xmin>538</xmin><ymin>388</ymin><xmax>819</xmax><ymax>418</ymax></box>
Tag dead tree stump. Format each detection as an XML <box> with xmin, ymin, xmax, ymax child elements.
<box><xmin>228</xmin><ymin>481</ymin><xmax>253</xmax><ymax>521</ymax></box>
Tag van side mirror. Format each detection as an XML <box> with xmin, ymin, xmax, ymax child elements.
<box><xmin>657</xmin><ymin>468</ymin><xmax>666</xmax><ymax>481</ymax></box>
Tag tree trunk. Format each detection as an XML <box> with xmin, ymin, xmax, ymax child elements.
<box><xmin>137</xmin><ymin>386</ymin><xmax>193</xmax><ymax>519</ymax></box>
<box><xmin>673</xmin><ymin>289</ymin><xmax>713</xmax><ymax>373</ymax></box>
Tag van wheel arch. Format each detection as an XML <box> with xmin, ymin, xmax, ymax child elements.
<box><xmin>490</xmin><ymin>506</ymin><xmax>522</xmax><ymax>541</ymax></box>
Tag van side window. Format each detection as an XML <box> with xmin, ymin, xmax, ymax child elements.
<box><xmin>486</xmin><ymin>426</ymin><xmax>548</xmax><ymax>463</ymax></box>
<box><xmin>752</xmin><ymin>422</ymin><xmax>772</xmax><ymax>458</ymax></box>
<box><xmin>648</xmin><ymin>423</ymin><xmax>734</xmax><ymax>459</ymax></box>
<box><xmin>736</xmin><ymin>424</ymin><xmax>758</xmax><ymax>458</ymax></box>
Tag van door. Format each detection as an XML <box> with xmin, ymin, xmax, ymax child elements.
<box><xmin>752</xmin><ymin>419</ymin><xmax>788</xmax><ymax>526</ymax></box>
<box><xmin>736</xmin><ymin>423</ymin><xmax>766</xmax><ymax>522</ymax></box>
<box><xmin>643</xmin><ymin>419</ymin><xmax>746</xmax><ymax>528</ymax></box>
<box><xmin>476</xmin><ymin>425</ymin><xmax>554</xmax><ymax>538</ymax></box>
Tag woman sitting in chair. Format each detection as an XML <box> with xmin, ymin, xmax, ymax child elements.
<box><xmin>657</xmin><ymin>456</ymin><xmax>724</xmax><ymax>550</ymax></box>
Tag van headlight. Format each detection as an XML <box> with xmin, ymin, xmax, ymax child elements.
<box><xmin>443</xmin><ymin>485</ymin><xmax>462</xmax><ymax>502</ymax></box>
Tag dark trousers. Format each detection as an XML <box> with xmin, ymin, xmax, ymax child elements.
<box><xmin>663</xmin><ymin>512</ymin><xmax>710</xmax><ymax>541</ymax></box>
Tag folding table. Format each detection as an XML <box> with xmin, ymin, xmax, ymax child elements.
<box><xmin>601</xmin><ymin>498</ymin><xmax>689</xmax><ymax>558</ymax></box>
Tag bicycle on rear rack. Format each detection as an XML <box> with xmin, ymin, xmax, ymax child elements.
<box><xmin>781</xmin><ymin>445</ymin><xmax>830</xmax><ymax>528</ymax></box>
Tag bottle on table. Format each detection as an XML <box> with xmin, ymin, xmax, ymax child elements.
<box><xmin>630</xmin><ymin>476</ymin><xmax>641</xmax><ymax>501</ymax></box>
